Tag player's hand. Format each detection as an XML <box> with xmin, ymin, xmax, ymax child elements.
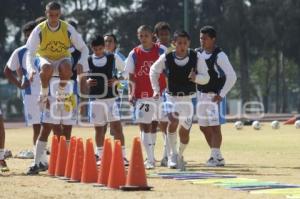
<box><xmin>29</xmin><ymin>70</ymin><xmax>36</xmax><ymax>82</ymax></box>
<box><xmin>86</xmin><ymin>78</ymin><xmax>97</xmax><ymax>87</ymax></box>
<box><xmin>75</xmin><ymin>64</ymin><xmax>83</xmax><ymax>75</ymax></box>
<box><xmin>153</xmin><ymin>92</ymin><xmax>160</xmax><ymax>100</ymax></box>
<box><xmin>18</xmin><ymin>79</ymin><xmax>30</xmax><ymax>89</ymax></box>
<box><xmin>212</xmin><ymin>95</ymin><xmax>222</xmax><ymax>104</ymax></box>
<box><xmin>108</xmin><ymin>78</ymin><xmax>118</xmax><ymax>87</ymax></box>
<box><xmin>128</xmin><ymin>95</ymin><xmax>136</xmax><ymax>105</ymax></box>
<box><xmin>188</xmin><ymin>68</ymin><xmax>196</xmax><ymax>82</ymax></box>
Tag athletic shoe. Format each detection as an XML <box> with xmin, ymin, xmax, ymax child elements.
<box><xmin>123</xmin><ymin>158</ymin><xmax>129</xmax><ymax>166</ymax></box>
<box><xmin>177</xmin><ymin>156</ymin><xmax>186</xmax><ymax>171</ymax></box>
<box><xmin>15</xmin><ymin>150</ymin><xmax>34</xmax><ymax>159</ymax></box>
<box><xmin>38</xmin><ymin>162</ymin><xmax>48</xmax><ymax>172</ymax></box>
<box><xmin>160</xmin><ymin>156</ymin><xmax>168</xmax><ymax>167</ymax></box>
<box><xmin>96</xmin><ymin>159</ymin><xmax>101</xmax><ymax>166</ymax></box>
<box><xmin>144</xmin><ymin>160</ymin><xmax>155</xmax><ymax>170</ymax></box>
<box><xmin>38</xmin><ymin>94</ymin><xmax>48</xmax><ymax>110</ymax></box>
<box><xmin>206</xmin><ymin>157</ymin><xmax>225</xmax><ymax>167</ymax></box>
<box><xmin>0</xmin><ymin>160</ymin><xmax>9</xmax><ymax>172</ymax></box>
<box><xmin>4</xmin><ymin>149</ymin><xmax>12</xmax><ymax>159</ymax></box>
<box><xmin>168</xmin><ymin>154</ymin><xmax>178</xmax><ymax>169</ymax></box>
<box><xmin>26</xmin><ymin>164</ymin><xmax>40</xmax><ymax>175</ymax></box>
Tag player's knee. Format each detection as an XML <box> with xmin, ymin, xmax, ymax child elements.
<box><xmin>41</xmin><ymin>64</ymin><xmax>53</xmax><ymax>76</ymax></box>
<box><xmin>59</xmin><ymin>63</ymin><xmax>72</xmax><ymax>78</ymax></box>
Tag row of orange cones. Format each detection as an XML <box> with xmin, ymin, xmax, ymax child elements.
<box><xmin>48</xmin><ymin>135</ymin><xmax>152</xmax><ymax>190</ymax></box>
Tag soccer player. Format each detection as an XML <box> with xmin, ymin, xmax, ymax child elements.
<box><xmin>4</xmin><ymin>21</ymin><xmax>41</xmax><ymax>160</ymax></box>
<box><xmin>25</xmin><ymin>1</ymin><xmax>89</xmax><ymax>109</ymax></box>
<box><xmin>0</xmin><ymin>110</ymin><xmax>8</xmax><ymax>172</ymax></box>
<box><xmin>87</xmin><ymin>35</ymin><xmax>127</xmax><ymax>166</ymax></box>
<box><xmin>125</xmin><ymin>25</ymin><xmax>167</xmax><ymax>169</ymax></box>
<box><xmin>150</xmin><ymin>30</ymin><xmax>210</xmax><ymax>170</ymax></box>
<box><xmin>153</xmin><ymin>21</ymin><xmax>173</xmax><ymax>166</ymax></box>
<box><xmin>196</xmin><ymin>26</ymin><xmax>237</xmax><ymax>167</ymax></box>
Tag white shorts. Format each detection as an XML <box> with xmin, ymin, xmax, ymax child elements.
<box><xmin>23</xmin><ymin>95</ymin><xmax>41</xmax><ymax>125</ymax></box>
<box><xmin>89</xmin><ymin>98</ymin><xmax>120</xmax><ymax>126</ymax></box>
<box><xmin>197</xmin><ymin>92</ymin><xmax>226</xmax><ymax>127</ymax></box>
<box><xmin>134</xmin><ymin>98</ymin><xmax>158</xmax><ymax>124</ymax></box>
<box><xmin>165</xmin><ymin>94</ymin><xmax>194</xmax><ymax>130</ymax></box>
<box><xmin>42</xmin><ymin>96</ymin><xmax>78</xmax><ymax>125</ymax></box>
<box><xmin>152</xmin><ymin>97</ymin><xmax>168</xmax><ymax>122</ymax></box>
<box><xmin>36</xmin><ymin>56</ymin><xmax>72</xmax><ymax>76</ymax></box>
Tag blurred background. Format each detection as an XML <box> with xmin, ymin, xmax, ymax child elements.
<box><xmin>0</xmin><ymin>0</ymin><xmax>299</xmax><ymax>120</ymax></box>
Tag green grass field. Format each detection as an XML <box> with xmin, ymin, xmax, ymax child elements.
<box><xmin>1</xmin><ymin>123</ymin><xmax>299</xmax><ymax>199</ymax></box>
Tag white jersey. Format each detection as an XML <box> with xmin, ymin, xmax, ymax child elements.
<box><xmin>6</xmin><ymin>45</ymin><xmax>40</xmax><ymax>95</ymax></box>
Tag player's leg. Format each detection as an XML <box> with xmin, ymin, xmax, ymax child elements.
<box><xmin>167</xmin><ymin>112</ymin><xmax>179</xmax><ymax>169</ymax></box>
<box><xmin>32</xmin><ymin>124</ymin><xmax>41</xmax><ymax>145</ymax></box>
<box><xmin>57</xmin><ymin>59</ymin><xmax>72</xmax><ymax>100</ymax></box>
<box><xmin>27</xmin><ymin>122</ymin><xmax>53</xmax><ymax>175</ymax></box>
<box><xmin>150</xmin><ymin>120</ymin><xmax>158</xmax><ymax>158</ymax></box>
<box><xmin>95</xmin><ymin>125</ymin><xmax>105</xmax><ymax>165</ymax></box>
<box><xmin>159</xmin><ymin>121</ymin><xmax>169</xmax><ymax>166</ymax></box>
<box><xmin>110</xmin><ymin>120</ymin><xmax>128</xmax><ymax>165</ymax></box>
<box><xmin>0</xmin><ymin>113</ymin><xmax>9</xmax><ymax>172</ymax></box>
<box><xmin>62</xmin><ymin>125</ymin><xmax>72</xmax><ymax>144</ymax></box>
<box><xmin>199</xmin><ymin>126</ymin><xmax>212</xmax><ymax>148</ymax></box>
<box><xmin>52</xmin><ymin>124</ymin><xmax>62</xmax><ymax>138</ymax></box>
<box><xmin>39</xmin><ymin>60</ymin><xmax>54</xmax><ymax>107</ymax></box>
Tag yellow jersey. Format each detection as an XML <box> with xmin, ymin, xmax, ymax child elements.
<box><xmin>37</xmin><ymin>20</ymin><xmax>71</xmax><ymax>60</ymax></box>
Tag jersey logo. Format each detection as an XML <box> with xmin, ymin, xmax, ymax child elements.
<box><xmin>41</xmin><ymin>41</ymin><xmax>68</xmax><ymax>53</ymax></box>
<box><xmin>137</xmin><ymin>61</ymin><xmax>153</xmax><ymax>76</ymax></box>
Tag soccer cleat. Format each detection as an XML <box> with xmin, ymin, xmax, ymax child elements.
<box><xmin>160</xmin><ymin>156</ymin><xmax>168</xmax><ymax>167</ymax></box>
<box><xmin>168</xmin><ymin>154</ymin><xmax>178</xmax><ymax>169</ymax></box>
<box><xmin>15</xmin><ymin>150</ymin><xmax>34</xmax><ymax>159</ymax></box>
<box><xmin>123</xmin><ymin>158</ymin><xmax>129</xmax><ymax>166</ymax></box>
<box><xmin>0</xmin><ymin>160</ymin><xmax>9</xmax><ymax>172</ymax></box>
<box><xmin>38</xmin><ymin>94</ymin><xmax>49</xmax><ymax>110</ymax></box>
<box><xmin>206</xmin><ymin>157</ymin><xmax>225</xmax><ymax>167</ymax></box>
<box><xmin>144</xmin><ymin>160</ymin><xmax>155</xmax><ymax>170</ymax></box>
<box><xmin>177</xmin><ymin>156</ymin><xmax>186</xmax><ymax>171</ymax></box>
<box><xmin>38</xmin><ymin>162</ymin><xmax>48</xmax><ymax>172</ymax></box>
<box><xmin>26</xmin><ymin>164</ymin><xmax>40</xmax><ymax>175</ymax></box>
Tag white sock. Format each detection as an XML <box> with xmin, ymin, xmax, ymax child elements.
<box><xmin>41</xmin><ymin>149</ymin><xmax>48</xmax><ymax>164</ymax></box>
<box><xmin>162</xmin><ymin>133</ymin><xmax>170</xmax><ymax>158</ymax></box>
<box><xmin>96</xmin><ymin>147</ymin><xmax>103</xmax><ymax>159</ymax></box>
<box><xmin>211</xmin><ymin>148</ymin><xmax>222</xmax><ymax>159</ymax></box>
<box><xmin>58</xmin><ymin>85</ymin><xmax>65</xmax><ymax>95</ymax></box>
<box><xmin>179</xmin><ymin>142</ymin><xmax>187</xmax><ymax>158</ymax></box>
<box><xmin>151</xmin><ymin>133</ymin><xmax>157</xmax><ymax>147</ymax></box>
<box><xmin>41</xmin><ymin>87</ymin><xmax>48</xmax><ymax>96</ymax></box>
<box><xmin>34</xmin><ymin>140</ymin><xmax>47</xmax><ymax>165</ymax></box>
<box><xmin>0</xmin><ymin>149</ymin><xmax>4</xmax><ymax>160</ymax></box>
<box><xmin>122</xmin><ymin>146</ymin><xmax>126</xmax><ymax>158</ymax></box>
<box><xmin>141</xmin><ymin>132</ymin><xmax>154</xmax><ymax>162</ymax></box>
<box><xmin>167</xmin><ymin>132</ymin><xmax>178</xmax><ymax>156</ymax></box>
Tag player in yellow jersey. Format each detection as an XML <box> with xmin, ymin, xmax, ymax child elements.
<box><xmin>25</xmin><ymin>2</ymin><xmax>89</xmax><ymax>175</ymax></box>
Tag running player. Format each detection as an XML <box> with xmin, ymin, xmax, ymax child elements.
<box><xmin>196</xmin><ymin>26</ymin><xmax>237</xmax><ymax>167</ymax></box>
<box><xmin>150</xmin><ymin>30</ymin><xmax>210</xmax><ymax>170</ymax></box>
<box><xmin>0</xmin><ymin>110</ymin><xmax>8</xmax><ymax>172</ymax></box>
<box><xmin>124</xmin><ymin>25</ymin><xmax>167</xmax><ymax>169</ymax></box>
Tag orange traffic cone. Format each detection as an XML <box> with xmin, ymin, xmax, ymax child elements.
<box><xmin>81</xmin><ymin>138</ymin><xmax>98</xmax><ymax>183</ymax></box>
<box><xmin>95</xmin><ymin>138</ymin><xmax>112</xmax><ymax>186</ymax></box>
<box><xmin>120</xmin><ymin>137</ymin><xmax>152</xmax><ymax>191</ymax></box>
<box><xmin>107</xmin><ymin>140</ymin><xmax>126</xmax><ymax>189</ymax></box>
<box><xmin>55</xmin><ymin>136</ymin><xmax>68</xmax><ymax>177</ymax></box>
<box><xmin>63</xmin><ymin>136</ymin><xmax>77</xmax><ymax>179</ymax></box>
<box><xmin>48</xmin><ymin>135</ymin><xmax>59</xmax><ymax>176</ymax></box>
<box><xmin>68</xmin><ymin>138</ymin><xmax>84</xmax><ymax>183</ymax></box>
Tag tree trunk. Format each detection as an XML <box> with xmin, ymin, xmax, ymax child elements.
<box><xmin>275</xmin><ymin>50</ymin><xmax>280</xmax><ymax>112</ymax></box>
<box><xmin>239</xmin><ymin>40</ymin><xmax>250</xmax><ymax>105</ymax></box>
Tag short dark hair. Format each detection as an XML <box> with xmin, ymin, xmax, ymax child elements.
<box><xmin>137</xmin><ymin>25</ymin><xmax>153</xmax><ymax>33</ymax></box>
<box><xmin>90</xmin><ymin>35</ymin><xmax>105</xmax><ymax>47</ymax></box>
<box><xmin>22</xmin><ymin>21</ymin><xmax>36</xmax><ymax>35</ymax></box>
<box><xmin>68</xmin><ymin>20</ymin><xmax>78</xmax><ymax>30</ymax></box>
<box><xmin>46</xmin><ymin>1</ymin><xmax>61</xmax><ymax>10</ymax></box>
<box><xmin>173</xmin><ymin>30</ymin><xmax>190</xmax><ymax>41</ymax></box>
<box><xmin>154</xmin><ymin>21</ymin><xmax>171</xmax><ymax>35</ymax></box>
<box><xmin>35</xmin><ymin>16</ymin><xmax>46</xmax><ymax>24</ymax></box>
<box><xmin>200</xmin><ymin>26</ymin><xmax>216</xmax><ymax>38</ymax></box>
<box><xmin>104</xmin><ymin>33</ymin><xmax>117</xmax><ymax>44</ymax></box>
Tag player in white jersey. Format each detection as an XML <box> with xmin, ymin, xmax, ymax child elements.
<box><xmin>150</xmin><ymin>30</ymin><xmax>210</xmax><ymax>170</ymax></box>
<box><xmin>196</xmin><ymin>26</ymin><xmax>237</xmax><ymax>167</ymax></box>
<box><xmin>4</xmin><ymin>21</ymin><xmax>46</xmax><ymax>161</ymax></box>
<box><xmin>0</xmin><ymin>109</ymin><xmax>9</xmax><ymax>172</ymax></box>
